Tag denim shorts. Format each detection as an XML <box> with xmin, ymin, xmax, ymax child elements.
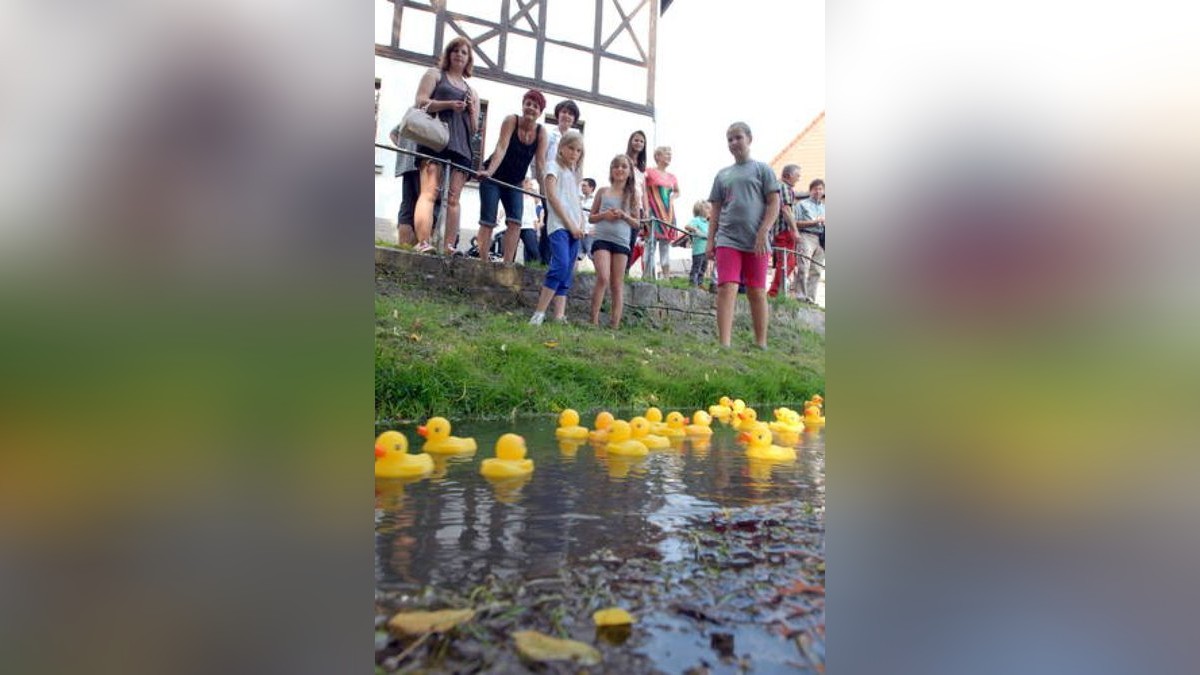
<box><xmin>478</xmin><ymin>179</ymin><xmax>524</xmax><ymax>227</ymax></box>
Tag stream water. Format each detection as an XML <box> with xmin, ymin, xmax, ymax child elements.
<box><xmin>375</xmin><ymin>413</ymin><xmax>824</xmax><ymax>591</ymax></box>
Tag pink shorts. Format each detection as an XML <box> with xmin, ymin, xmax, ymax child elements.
<box><xmin>715</xmin><ymin>247</ymin><xmax>769</xmax><ymax>289</ymax></box>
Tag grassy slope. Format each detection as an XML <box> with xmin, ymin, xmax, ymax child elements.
<box><xmin>375</xmin><ymin>278</ymin><xmax>824</xmax><ymax>422</ymax></box>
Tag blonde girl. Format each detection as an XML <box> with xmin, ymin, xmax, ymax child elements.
<box><xmin>529</xmin><ymin>130</ymin><xmax>585</xmax><ymax>325</ymax></box>
<box><xmin>588</xmin><ymin>154</ymin><xmax>640</xmax><ymax>328</ymax></box>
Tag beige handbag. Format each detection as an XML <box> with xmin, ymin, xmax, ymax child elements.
<box><xmin>399</xmin><ymin>102</ymin><xmax>449</xmax><ymax>152</ymax></box>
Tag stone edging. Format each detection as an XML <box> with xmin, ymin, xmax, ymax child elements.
<box><xmin>375</xmin><ymin>246</ymin><xmax>824</xmax><ymax>335</ymax></box>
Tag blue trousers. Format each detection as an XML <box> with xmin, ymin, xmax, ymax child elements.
<box><xmin>543</xmin><ymin>229</ymin><xmax>581</xmax><ymax>296</ymax></box>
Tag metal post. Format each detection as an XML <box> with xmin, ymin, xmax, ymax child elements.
<box><xmin>645</xmin><ymin>229</ymin><xmax>657</xmax><ymax>281</ymax></box>
<box><xmin>434</xmin><ymin>162</ymin><xmax>450</xmax><ymax>254</ymax></box>
<box><xmin>780</xmin><ymin>246</ymin><xmax>790</xmax><ymax>297</ymax></box>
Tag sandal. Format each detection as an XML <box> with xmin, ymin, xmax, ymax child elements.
<box><xmin>414</xmin><ymin>241</ymin><xmax>435</xmax><ymax>254</ymax></box>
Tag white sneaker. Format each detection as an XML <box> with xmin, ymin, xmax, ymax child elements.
<box><xmin>529</xmin><ymin>312</ymin><xmax>545</xmax><ymax>326</ymax></box>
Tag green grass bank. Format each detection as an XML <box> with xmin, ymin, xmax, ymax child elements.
<box><xmin>375</xmin><ymin>277</ymin><xmax>825</xmax><ymax>422</ymax></box>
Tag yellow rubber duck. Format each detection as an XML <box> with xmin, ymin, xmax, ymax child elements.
<box><xmin>708</xmin><ymin>396</ymin><xmax>733</xmax><ymax>420</ymax></box>
<box><xmin>555</xmin><ymin>408</ymin><xmax>590</xmax><ymax>440</ymax></box>
<box><xmin>480</xmin><ymin>433</ymin><xmax>534</xmax><ymax>478</ymax></box>
<box><xmin>731</xmin><ymin>407</ymin><xmax>759</xmax><ymax>431</ymax></box>
<box><xmin>684</xmin><ymin>410</ymin><xmax>714</xmax><ymax>437</ymax></box>
<box><xmin>803</xmin><ymin>403</ymin><xmax>826</xmax><ymax>429</ymax></box>
<box><xmin>604</xmin><ymin>420</ymin><xmax>649</xmax><ymax>457</ymax></box>
<box><xmin>374</xmin><ymin>430</ymin><xmax>434</xmax><ymax>479</ymax></box>
<box><xmin>630</xmin><ymin>415</ymin><xmax>670</xmax><ymax>449</ymax></box>
<box><xmin>661</xmin><ymin>411</ymin><xmax>688</xmax><ymax>439</ymax></box>
<box><xmin>644</xmin><ymin>406</ymin><xmax>669</xmax><ymax>435</ymax></box>
<box><xmin>739</xmin><ymin>423</ymin><xmax>797</xmax><ymax>461</ymax></box>
<box><xmin>416</xmin><ymin>416</ymin><xmax>478</xmax><ymax>454</ymax></box>
<box><xmin>589</xmin><ymin>411</ymin><xmax>615</xmax><ymax>443</ymax></box>
<box><xmin>768</xmin><ymin>407</ymin><xmax>804</xmax><ymax>435</ymax></box>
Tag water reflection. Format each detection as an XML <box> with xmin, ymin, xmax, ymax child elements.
<box><xmin>375</xmin><ymin>415</ymin><xmax>824</xmax><ymax>589</ymax></box>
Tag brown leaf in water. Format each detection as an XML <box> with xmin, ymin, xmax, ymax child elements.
<box><xmin>386</xmin><ymin>608</ymin><xmax>475</xmax><ymax>636</ymax></box>
<box><xmin>512</xmin><ymin>630</ymin><xmax>601</xmax><ymax>665</ymax></box>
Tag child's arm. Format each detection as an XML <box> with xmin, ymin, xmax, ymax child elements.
<box><xmin>706</xmin><ymin>204</ymin><xmax>721</xmax><ymax>258</ymax></box>
<box><xmin>755</xmin><ymin>190</ymin><xmax>781</xmax><ymax>254</ymax></box>
<box><xmin>588</xmin><ymin>188</ymin><xmax>608</xmax><ymax>224</ymax></box>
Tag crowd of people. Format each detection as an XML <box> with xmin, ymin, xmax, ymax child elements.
<box><xmin>388</xmin><ymin>37</ymin><xmax>825</xmax><ymax>346</ymax></box>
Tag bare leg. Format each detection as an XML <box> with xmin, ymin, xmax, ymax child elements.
<box><xmin>533</xmin><ymin>286</ymin><xmax>557</xmax><ymax>313</ymax></box>
<box><xmin>716</xmin><ymin>282</ymin><xmax>738</xmax><ymax>347</ymax></box>
<box><xmin>610</xmin><ymin>252</ymin><xmax>628</xmax><ymax>328</ymax></box>
<box><xmin>747</xmin><ymin>286</ymin><xmax>769</xmax><ymax>348</ymax></box>
<box><xmin>396</xmin><ymin>224</ymin><xmax>416</xmax><ymax>246</ymax></box>
<box><xmin>551</xmin><ymin>294</ymin><xmax>567</xmax><ymax>320</ymax></box>
<box><xmin>476</xmin><ymin>224</ymin><xmax>495</xmax><ymax>258</ymax></box>
<box><xmin>502</xmin><ymin>224</ymin><xmax>521</xmax><ymax>263</ymax></box>
<box><xmin>590</xmin><ymin>249</ymin><xmax>611</xmax><ymax>325</ymax></box>
<box><xmin>443</xmin><ymin>170</ymin><xmax>468</xmax><ymax>253</ymax></box>
<box><xmin>413</xmin><ymin>162</ymin><xmax>441</xmax><ymax>246</ymax></box>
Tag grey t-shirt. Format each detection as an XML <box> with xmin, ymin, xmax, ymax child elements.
<box><xmin>708</xmin><ymin>160</ymin><xmax>779</xmax><ymax>252</ymax></box>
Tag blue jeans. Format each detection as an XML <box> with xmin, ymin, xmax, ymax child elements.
<box><xmin>543</xmin><ymin>229</ymin><xmax>581</xmax><ymax>296</ymax></box>
<box><xmin>520</xmin><ymin>228</ymin><xmax>540</xmax><ymax>264</ymax></box>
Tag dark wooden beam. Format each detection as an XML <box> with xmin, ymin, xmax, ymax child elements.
<box><xmin>445</xmin><ymin>18</ymin><xmax>498</xmax><ymax>69</ymax></box>
<box><xmin>391</xmin><ymin>0</ymin><xmax>403</xmax><ymax>49</ymax></box>
<box><xmin>592</xmin><ymin>0</ymin><xmax>603</xmax><ymax>94</ymax></box>
<box><xmin>647</xmin><ymin>0</ymin><xmax>657</xmax><ymax>108</ymax></box>
<box><xmin>498</xmin><ymin>0</ymin><xmax>510</xmax><ymax>70</ymax></box>
<box><xmin>509</xmin><ymin>0</ymin><xmax>538</xmax><ymax>32</ymax></box>
<box><xmin>535</xmin><ymin>0</ymin><xmax>547</xmax><ymax>81</ymax></box>
<box><xmin>602</xmin><ymin>0</ymin><xmax>648</xmax><ymax>62</ymax></box>
<box><xmin>376</xmin><ymin>45</ymin><xmax>654</xmax><ymax>116</ymax></box>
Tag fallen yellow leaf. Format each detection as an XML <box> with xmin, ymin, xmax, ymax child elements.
<box><xmin>592</xmin><ymin>607</ymin><xmax>636</xmax><ymax>626</ymax></box>
<box><xmin>543</xmin><ymin>340</ymin><xmax>559</xmax><ymax>348</ymax></box>
<box><xmin>386</xmin><ymin>608</ymin><xmax>475</xmax><ymax>636</ymax></box>
<box><xmin>513</xmin><ymin>630</ymin><xmax>601</xmax><ymax>665</ymax></box>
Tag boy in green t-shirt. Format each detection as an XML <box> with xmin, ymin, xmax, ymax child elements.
<box><xmin>684</xmin><ymin>200</ymin><xmax>711</xmax><ymax>288</ymax></box>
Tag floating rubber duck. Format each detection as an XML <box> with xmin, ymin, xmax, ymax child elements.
<box><xmin>630</xmin><ymin>415</ymin><xmax>670</xmax><ymax>449</ymax></box>
<box><xmin>684</xmin><ymin>410</ymin><xmax>714</xmax><ymax>437</ymax></box>
<box><xmin>480</xmin><ymin>433</ymin><xmax>534</xmax><ymax>478</ymax></box>
<box><xmin>555</xmin><ymin>408</ymin><xmax>590</xmax><ymax>440</ymax></box>
<box><xmin>768</xmin><ymin>408</ymin><xmax>804</xmax><ymax>435</ymax></box>
<box><xmin>731</xmin><ymin>407</ymin><xmax>759</xmax><ymax>431</ymax></box>
<box><xmin>803</xmin><ymin>403</ymin><xmax>826</xmax><ymax>429</ymax></box>
<box><xmin>644</xmin><ymin>406</ymin><xmax>669</xmax><ymax>435</ymax></box>
<box><xmin>708</xmin><ymin>396</ymin><xmax>733</xmax><ymax>420</ymax></box>
<box><xmin>589</xmin><ymin>411</ymin><xmax>615</xmax><ymax>443</ymax></box>
<box><xmin>416</xmin><ymin>417</ymin><xmax>478</xmax><ymax>454</ymax></box>
<box><xmin>604</xmin><ymin>420</ymin><xmax>649</xmax><ymax>457</ymax></box>
<box><xmin>731</xmin><ymin>399</ymin><xmax>747</xmax><ymax>416</ymax></box>
<box><xmin>374</xmin><ymin>430</ymin><xmax>433</xmax><ymax>479</ymax></box>
<box><xmin>739</xmin><ymin>423</ymin><xmax>797</xmax><ymax>461</ymax></box>
<box><xmin>661</xmin><ymin>411</ymin><xmax>688</xmax><ymax>439</ymax></box>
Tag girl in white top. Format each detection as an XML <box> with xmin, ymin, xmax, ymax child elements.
<box><xmin>529</xmin><ymin>131</ymin><xmax>586</xmax><ymax>325</ymax></box>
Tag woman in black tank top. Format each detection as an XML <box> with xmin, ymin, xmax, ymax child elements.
<box><xmin>476</xmin><ymin>89</ymin><xmax>549</xmax><ymax>264</ymax></box>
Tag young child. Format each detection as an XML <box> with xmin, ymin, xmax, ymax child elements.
<box><xmin>645</xmin><ymin>145</ymin><xmax>680</xmax><ymax>278</ymax></box>
<box><xmin>706</xmin><ymin>122</ymin><xmax>780</xmax><ymax>349</ymax></box>
<box><xmin>517</xmin><ymin>177</ymin><xmax>541</xmax><ymax>265</ymax></box>
<box><xmin>684</xmin><ymin>200</ymin><xmax>711</xmax><ymax>288</ymax></box>
<box><xmin>578</xmin><ymin>177</ymin><xmax>597</xmax><ymax>261</ymax></box>
<box><xmin>588</xmin><ymin>155</ymin><xmax>641</xmax><ymax>328</ymax></box>
<box><xmin>530</xmin><ymin>130</ymin><xmax>586</xmax><ymax>325</ymax></box>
